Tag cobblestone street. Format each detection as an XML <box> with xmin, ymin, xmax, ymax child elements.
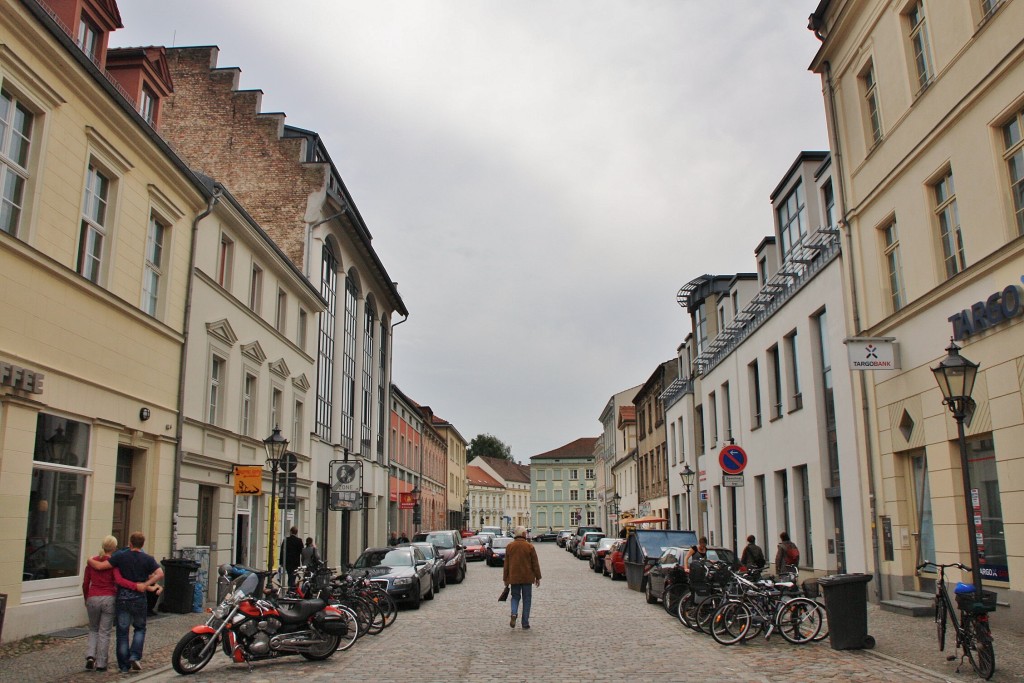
<box><xmin>96</xmin><ymin>543</ymin><xmax>1021</xmax><ymax>683</ymax></box>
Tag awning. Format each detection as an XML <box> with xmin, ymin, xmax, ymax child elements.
<box><xmin>620</xmin><ymin>516</ymin><xmax>668</xmax><ymax>526</ymax></box>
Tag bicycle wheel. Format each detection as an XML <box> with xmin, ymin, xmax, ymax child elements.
<box><xmin>663</xmin><ymin>584</ymin><xmax>687</xmax><ymax>616</ymax></box>
<box><xmin>963</xmin><ymin>616</ymin><xmax>995</xmax><ymax>680</ymax></box>
<box><xmin>695</xmin><ymin>594</ymin><xmax>726</xmax><ymax>634</ymax></box>
<box><xmin>711</xmin><ymin>601</ymin><xmax>753</xmax><ymax>645</ymax></box>
<box><xmin>676</xmin><ymin>591</ymin><xmax>697</xmax><ymax>629</ymax></box>
<box><xmin>935</xmin><ymin>598</ymin><xmax>947</xmax><ymax>651</ymax></box>
<box><xmin>370</xmin><ymin>588</ymin><xmax>398</xmax><ymax>627</ymax></box>
<box><xmin>333</xmin><ymin>605</ymin><xmax>360</xmax><ymax>652</ymax></box>
<box><xmin>811</xmin><ymin>600</ymin><xmax>829</xmax><ymax>642</ymax></box>
<box><xmin>777</xmin><ymin>597</ymin><xmax>822</xmax><ymax>644</ymax></box>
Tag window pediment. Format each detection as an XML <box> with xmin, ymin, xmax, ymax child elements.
<box><xmin>292</xmin><ymin>373</ymin><xmax>310</xmax><ymax>392</ymax></box>
<box><xmin>268</xmin><ymin>357</ymin><xmax>289</xmax><ymax>378</ymax></box>
<box><xmin>206</xmin><ymin>319</ymin><xmax>237</xmax><ymax>346</ymax></box>
<box><xmin>241</xmin><ymin>341</ymin><xmax>267</xmax><ymax>365</ymax></box>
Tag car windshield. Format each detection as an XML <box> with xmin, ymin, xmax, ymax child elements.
<box><xmin>422</xmin><ymin>532</ymin><xmax>455</xmax><ymax>549</ymax></box>
<box><xmin>353</xmin><ymin>549</ymin><xmax>413</xmax><ymax>568</ymax></box>
<box><xmin>465</xmin><ymin>537</ymin><xmax>482</xmax><ymax>545</ymax></box>
<box><xmin>412</xmin><ymin>544</ymin><xmax>436</xmax><ymax>559</ymax></box>
<box><xmin>597</xmin><ymin>538</ymin><xmax>616</xmax><ymax>550</ymax></box>
<box><xmin>584</xmin><ymin>533</ymin><xmax>604</xmax><ymax>542</ymax></box>
<box><xmin>492</xmin><ymin>537</ymin><xmax>513</xmax><ymax>548</ymax></box>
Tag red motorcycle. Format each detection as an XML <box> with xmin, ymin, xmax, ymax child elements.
<box><xmin>171</xmin><ymin>568</ymin><xmax>358</xmax><ymax>674</ymax></box>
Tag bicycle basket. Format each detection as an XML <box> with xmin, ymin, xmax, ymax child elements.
<box><xmin>955</xmin><ymin>587</ymin><xmax>997</xmax><ymax>613</ymax></box>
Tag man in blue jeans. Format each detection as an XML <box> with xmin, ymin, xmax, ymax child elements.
<box><xmin>502</xmin><ymin>526</ymin><xmax>542</xmax><ymax>629</ymax></box>
<box><xmin>91</xmin><ymin>531</ymin><xmax>162</xmax><ymax>672</ymax></box>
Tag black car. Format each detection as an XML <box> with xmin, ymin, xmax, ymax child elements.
<box><xmin>644</xmin><ymin>545</ymin><xmax>738</xmax><ymax>609</ymax></box>
<box><xmin>532</xmin><ymin>529</ymin><xmax>559</xmax><ymax>542</ymax></box>
<box><xmin>485</xmin><ymin>536</ymin><xmax>514</xmax><ymax>566</ymax></box>
<box><xmin>350</xmin><ymin>546</ymin><xmax>434</xmax><ymax>608</ymax></box>
<box><xmin>555</xmin><ymin>530</ymin><xmax>574</xmax><ymax>547</ymax></box>
<box><xmin>412</xmin><ymin>530</ymin><xmax>467</xmax><ymax>584</ymax></box>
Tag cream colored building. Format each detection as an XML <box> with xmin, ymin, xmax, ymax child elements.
<box><xmin>597</xmin><ymin>385</ymin><xmax>640</xmax><ymax>533</ymax></box>
<box><xmin>177</xmin><ymin>179</ymin><xmax>325</xmax><ymax>598</ymax></box>
<box><xmin>0</xmin><ymin>0</ymin><xmax>211</xmax><ymax>639</ymax></box>
<box><xmin>466</xmin><ymin>465</ymin><xmax>505</xmax><ymax>530</ymax></box>
<box><xmin>809</xmin><ymin>0</ymin><xmax>1024</xmax><ymax>604</ymax></box>
<box><xmin>432</xmin><ymin>414</ymin><xmax>468</xmax><ymax>530</ymax></box>
<box><xmin>469</xmin><ymin>456</ymin><xmax>531</xmax><ymax>532</ymax></box>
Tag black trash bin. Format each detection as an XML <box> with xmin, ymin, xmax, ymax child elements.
<box><xmin>160</xmin><ymin>558</ymin><xmax>200</xmax><ymax>614</ymax></box>
<box><xmin>818</xmin><ymin>573</ymin><xmax>874</xmax><ymax>650</ymax></box>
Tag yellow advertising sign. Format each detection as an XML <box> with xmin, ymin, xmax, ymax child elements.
<box><xmin>234</xmin><ymin>466</ymin><xmax>263</xmax><ymax>495</ymax></box>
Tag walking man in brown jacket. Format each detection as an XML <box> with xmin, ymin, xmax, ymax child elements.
<box><xmin>503</xmin><ymin>526</ymin><xmax>542</xmax><ymax>629</ymax></box>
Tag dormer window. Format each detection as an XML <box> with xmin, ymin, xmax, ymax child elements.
<box><xmin>139</xmin><ymin>85</ymin><xmax>156</xmax><ymax>125</ymax></box>
<box><xmin>77</xmin><ymin>15</ymin><xmax>100</xmax><ymax>61</ymax></box>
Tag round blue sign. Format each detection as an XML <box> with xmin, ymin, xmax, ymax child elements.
<box><xmin>719</xmin><ymin>445</ymin><xmax>748</xmax><ymax>475</ymax></box>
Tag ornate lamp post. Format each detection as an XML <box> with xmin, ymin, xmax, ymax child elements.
<box><xmin>611</xmin><ymin>493</ymin><xmax>621</xmax><ymax>535</ymax></box>
<box><xmin>680</xmin><ymin>464</ymin><xmax>696</xmax><ymax>530</ymax></box>
<box><xmin>931</xmin><ymin>340</ymin><xmax>984</xmax><ymax>603</ymax></box>
<box><xmin>263</xmin><ymin>426</ymin><xmax>289</xmax><ymax>573</ymax></box>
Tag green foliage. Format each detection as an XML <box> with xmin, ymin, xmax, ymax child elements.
<box><xmin>467</xmin><ymin>433</ymin><xmax>512</xmax><ymax>461</ymax></box>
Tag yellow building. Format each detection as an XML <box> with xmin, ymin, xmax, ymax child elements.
<box><xmin>0</xmin><ymin>0</ymin><xmax>210</xmax><ymax>638</ymax></box>
<box><xmin>809</xmin><ymin>0</ymin><xmax>1024</xmax><ymax>608</ymax></box>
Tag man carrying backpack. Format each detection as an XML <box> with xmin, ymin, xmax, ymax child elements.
<box><xmin>775</xmin><ymin>531</ymin><xmax>800</xmax><ymax>575</ymax></box>
<box><xmin>740</xmin><ymin>535</ymin><xmax>766</xmax><ymax>570</ymax></box>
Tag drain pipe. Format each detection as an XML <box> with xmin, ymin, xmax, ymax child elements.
<box><xmin>822</xmin><ymin>59</ymin><xmax>884</xmax><ymax>600</ymax></box>
<box><xmin>171</xmin><ymin>185</ymin><xmax>222</xmax><ymax>553</ymax></box>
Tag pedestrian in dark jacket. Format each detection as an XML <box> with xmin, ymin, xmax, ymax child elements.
<box><xmin>503</xmin><ymin>526</ymin><xmax>541</xmax><ymax>629</ymax></box>
<box><xmin>740</xmin><ymin>535</ymin><xmax>766</xmax><ymax>569</ymax></box>
<box><xmin>775</xmin><ymin>531</ymin><xmax>801</xmax><ymax>575</ymax></box>
<box><xmin>281</xmin><ymin>527</ymin><xmax>304</xmax><ymax>587</ymax></box>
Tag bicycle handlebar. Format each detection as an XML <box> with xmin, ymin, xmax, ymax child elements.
<box><xmin>916</xmin><ymin>561</ymin><xmax>970</xmax><ymax>572</ymax></box>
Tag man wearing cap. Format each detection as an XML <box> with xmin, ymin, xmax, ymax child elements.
<box><xmin>503</xmin><ymin>526</ymin><xmax>542</xmax><ymax>629</ymax></box>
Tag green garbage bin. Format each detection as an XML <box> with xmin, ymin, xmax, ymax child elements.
<box><xmin>818</xmin><ymin>573</ymin><xmax>875</xmax><ymax>650</ymax></box>
<box><xmin>160</xmin><ymin>558</ymin><xmax>200</xmax><ymax>614</ymax></box>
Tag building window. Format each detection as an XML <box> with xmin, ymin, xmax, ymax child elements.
<box><xmin>748</xmin><ymin>360</ymin><xmax>762</xmax><ymax>429</ymax></box>
<box><xmin>778</xmin><ymin>180</ymin><xmax>807</xmax><ymax>256</ymax></box>
<box><xmin>909</xmin><ymin>450</ymin><xmax>935</xmax><ymax>566</ymax></box>
<box><xmin>377</xmin><ymin>317</ymin><xmax>388</xmax><ymax>459</ymax></box>
<box><xmin>78</xmin><ymin>163</ymin><xmax>110</xmax><ymax>284</ymax></box>
<box><xmin>248</xmin><ymin>264</ymin><xmax>263</xmax><ymax>314</ymax></box>
<box><xmin>695</xmin><ymin>303</ymin><xmax>708</xmax><ymax>356</ymax></box>
<box><xmin>316</xmin><ymin>246</ymin><xmax>337</xmax><ymax>440</ymax></box>
<box><xmin>569</xmin><ymin>469</ymin><xmax>578</xmax><ymax>481</ymax></box>
<box><xmin>196</xmin><ymin>486</ymin><xmax>215</xmax><ymax>547</ymax></box>
<box><xmin>882</xmin><ymin>219</ymin><xmax>906</xmax><ymax>311</ymax></box>
<box><xmin>1002</xmin><ymin>108</ymin><xmax>1024</xmax><ymax>234</ymax></box>
<box><xmin>217</xmin><ymin>234</ymin><xmax>233</xmax><ymax>288</ymax></box>
<box><xmin>586</xmin><ymin>490</ymin><xmax>595</xmax><ymax>501</ymax></box>
<box><xmin>585</xmin><ymin>468</ymin><xmax>595</xmax><ymax>479</ymax></box>
<box><xmin>981</xmin><ymin>0</ymin><xmax>1003</xmax><ymax>18</ymax></box>
<box><xmin>587</xmin><ymin>510</ymin><xmax>595</xmax><ymax>526</ymax></box>
<box><xmin>271</xmin><ymin>388</ymin><xmax>282</xmax><ymax>434</ymax></box>
<box><xmin>906</xmin><ymin>1</ymin><xmax>933</xmax><ymax>90</ymax></box>
<box><xmin>76</xmin><ymin>15</ymin><xmax>100</xmax><ymax>61</ymax></box>
<box><xmin>141</xmin><ymin>214</ymin><xmax>166</xmax><ymax>316</ymax></box>
<box><xmin>209</xmin><ymin>355</ymin><xmax>226</xmax><ymax>425</ymax></box>
<box><xmin>241</xmin><ymin>372</ymin><xmax>257</xmax><ymax>436</ymax></box>
<box><xmin>933</xmin><ymin>169</ymin><xmax>965</xmax><ymax>277</ymax></box>
<box><xmin>708</xmin><ymin>391</ymin><xmax>718</xmax><ymax>446</ymax></box>
<box><xmin>769</xmin><ymin>345</ymin><xmax>783</xmax><ymax>420</ymax></box>
<box><xmin>570</xmin><ymin>489</ymin><xmax>579</xmax><ymax>501</ymax></box>
<box><xmin>340</xmin><ymin>276</ymin><xmax>358</xmax><ymax>451</ymax></box>
<box><xmin>361</xmin><ymin>300</ymin><xmax>375</xmax><ymax>457</ymax></box>
<box><xmin>966</xmin><ymin>436</ymin><xmax>1008</xmax><ymax>580</ymax></box>
<box><xmin>297</xmin><ymin>309</ymin><xmax>308</xmax><ymax>350</ymax></box>
<box><xmin>23</xmin><ymin>415</ymin><xmax>91</xmax><ymax>582</ymax></box>
<box><xmin>275</xmin><ymin>288</ymin><xmax>287</xmax><ymax>333</ymax></box>
<box><xmin>293</xmin><ymin>400</ymin><xmax>303</xmax><ymax>445</ymax></box>
<box><xmin>822</xmin><ymin>180</ymin><xmax>836</xmax><ymax>230</ymax></box>
<box><xmin>722</xmin><ymin>382</ymin><xmax>732</xmax><ymax>441</ymax></box>
<box><xmin>861</xmin><ymin>61</ymin><xmax>883</xmax><ymax>146</ymax></box>
<box><xmin>798</xmin><ymin>465</ymin><xmax>813</xmax><ymax>567</ymax></box>
<box><xmin>757</xmin><ymin>255</ymin><xmax>767</xmax><ymax>285</ymax></box>
<box><xmin>0</xmin><ymin>89</ymin><xmax>33</xmax><ymax>236</ymax></box>
<box><xmin>138</xmin><ymin>85</ymin><xmax>156</xmax><ymax>125</ymax></box>
<box><xmin>784</xmin><ymin>331</ymin><xmax>801</xmax><ymax>411</ymax></box>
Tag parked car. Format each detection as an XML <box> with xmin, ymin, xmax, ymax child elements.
<box><xmin>624</xmin><ymin>529</ymin><xmax>698</xmax><ymax>592</ymax></box>
<box><xmin>604</xmin><ymin>539</ymin><xmax>626</xmax><ymax>579</ymax></box>
<box><xmin>645</xmin><ymin>545</ymin><xmax>739</xmax><ymax>606</ymax></box>
<box><xmin>350</xmin><ymin>546</ymin><xmax>433</xmax><ymax>608</ymax></box>
<box><xmin>590</xmin><ymin>537</ymin><xmax>617</xmax><ymax>572</ymax></box>
<box><xmin>480</xmin><ymin>525</ymin><xmax>505</xmax><ymax>538</ymax></box>
<box><xmin>407</xmin><ymin>542</ymin><xmax>447</xmax><ymax>592</ymax></box>
<box><xmin>576</xmin><ymin>531</ymin><xmax>605</xmax><ymax>559</ymax></box>
<box><xmin>412</xmin><ymin>530</ymin><xmax>467</xmax><ymax>584</ymax></box>
<box><xmin>568</xmin><ymin>525</ymin><xmax>603</xmax><ymax>554</ymax></box>
<box><xmin>555</xmin><ymin>530</ymin><xmax>574</xmax><ymax>547</ymax></box>
<box><xmin>485</xmin><ymin>536</ymin><xmax>514</xmax><ymax>566</ymax></box>
<box><xmin>532</xmin><ymin>528</ymin><xmax>559</xmax><ymax>542</ymax></box>
<box><xmin>462</xmin><ymin>536</ymin><xmax>489</xmax><ymax>561</ymax></box>
<box><xmin>460</xmin><ymin>530</ymin><xmax>476</xmax><ymax>538</ymax></box>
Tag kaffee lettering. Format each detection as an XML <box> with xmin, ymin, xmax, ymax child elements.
<box><xmin>0</xmin><ymin>361</ymin><xmax>46</xmax><ymax>394</ymax></box>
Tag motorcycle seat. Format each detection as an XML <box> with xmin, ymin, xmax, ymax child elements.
<box><xmin>275</xmin><ymin>598</ymin><xmax>327</xmax><ymax>623</ymax></box>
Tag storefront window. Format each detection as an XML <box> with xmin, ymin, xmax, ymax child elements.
<box><xmin>967</xmin><ymin>436</ymin><xmax>1008</xmax><ymax>582</ymax></box>
<box><xmin>911</xmin><ymin>451</ymin><xmax>935</xmax><ymax>566</ymax></box>
<box><xmin>24</xmin><ymin>414</ymin><xmax>90</xmax><ymax>581</ymax></box>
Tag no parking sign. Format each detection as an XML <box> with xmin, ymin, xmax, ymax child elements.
<box><xmin>719</xmin><ymin>444</ymin><xmax>748</xmax><ymax>475</ymax></box>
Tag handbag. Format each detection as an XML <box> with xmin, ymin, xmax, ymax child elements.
<box><xmin>498</xmin><ymin>585</ymin><xmax>510</xmax><ymax>602</ymax></box>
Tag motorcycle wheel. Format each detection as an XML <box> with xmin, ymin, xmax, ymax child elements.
<box><xmin>171</xmin><ymin>631</ymin><xmax>216</xmax><ymax>675</ymax></box>
<box><xmin>301</xmin><ymin>633</ymin><xmax>342</xmax><ymax>660</ymax></box>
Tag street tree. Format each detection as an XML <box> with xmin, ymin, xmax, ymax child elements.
<box><xmin>468</xmin><ymin>433</ymin><xmax>513</xmax><ymax>461</ymax></box>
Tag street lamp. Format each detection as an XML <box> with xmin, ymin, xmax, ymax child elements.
<box><xmin>411</xmin><ymin>484</ymin><xmax>421</xmax><ymax>532</ymax></box>
<box><xmin>680</xmin><ymin>464</ymin><xmax>696</xmax><ymax>530</ymax></box>
<box><xmin>611</xmin><ymin>493</ymin><xmax>621</xmax><ymax>535</ymax></box>
<box><xmin>263</xmin><ymin>426</ymin><xmax>289</xmax><ymax>574</ymax></box>
<box><xmin>931</xmin><ymin>340</ymin><xmax>984</xmax><ymax>604</ymax></box>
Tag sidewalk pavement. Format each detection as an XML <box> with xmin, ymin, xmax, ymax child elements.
<box><xmin>1</xmin><ymin>600</ymin><xmax>1021</xmax><ymax>682</ymax></box>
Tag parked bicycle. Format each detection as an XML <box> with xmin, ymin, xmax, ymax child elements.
<box><xmin>916</xmin><ymin>561</ymin><xmax>995</xmax><ymax>680</ymax></box>
<box><xmin>709</xmin><ymin>565</ymin><xmax>823</xmax><ymax>645</ymax></box>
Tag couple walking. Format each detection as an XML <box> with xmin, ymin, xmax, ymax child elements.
<box><xmin>82</xmin><ymin>532</ymin><xmax>163</xmax><ymax>673</ymax></box>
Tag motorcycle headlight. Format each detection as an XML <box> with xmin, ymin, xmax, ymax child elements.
<box><xmin>393</xmin><ymin>577</ymin><xmax>413</xmax><ymax>586</ymax></box>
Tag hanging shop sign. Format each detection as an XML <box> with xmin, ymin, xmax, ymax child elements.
<box><xmin>233</xmin><ymin>466</ymin><xmax>263</xmax><ymax>495</ymax></box>
<box><xmin>948</xmin><ymin>282</ymin><xmax>1023</xmax><ymax>341</ymax></box>
<box><xmin>845</xmin><ymin>338</ymin><xmax>899</xmax><ymax>370</ymax></box>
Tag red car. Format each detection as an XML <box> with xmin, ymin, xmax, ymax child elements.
<box><xmin>603</xmin><ymin>539</ymin><xmax>626</xmax><ymax>580</ymax></box>
<box><xmin>462</xmin><ymin>536</ymin><xmax>488</xmax><ymax>561</ymax></box>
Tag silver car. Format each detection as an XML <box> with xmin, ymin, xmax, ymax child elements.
<box><xmin>576</xmin><ymin>532</ymin><xmax>606</xmax><ymax>560</ymax></box>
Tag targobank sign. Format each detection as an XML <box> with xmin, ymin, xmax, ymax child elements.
<box><xmin>948</xmin><ymin>281</ymin><xmax>1023</xmax><ymax>341</ymax></box>
<box><xmin>846</xmin><ymin>339</ymin><xmax>898</xmax><ymax>371</ymax></box>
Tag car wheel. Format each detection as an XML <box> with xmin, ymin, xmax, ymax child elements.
<box><xmin>425</xmin><ymin>582</ymin><xmax>434</xmax><ymax>601</ymax></box>
<box><xmin>410</xmin><ymin>587</ymin><xmax>422</xmax><ymax>610</ymax></box>
<box><xmin>645</xmin><ymin>579</ymin><xmax>659</xmax><ymax>604</ymax></box>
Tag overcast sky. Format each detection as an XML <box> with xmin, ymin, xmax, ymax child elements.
<box><xmin>113</xmin><ymin>2</ymin><xmax>828</xmax><ymax>463</ymax></box>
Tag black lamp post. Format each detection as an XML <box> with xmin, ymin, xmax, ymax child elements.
<box><xmin>411</xmin><ymin>484</ymin><xmax>421</xmax><ymax>532</ymax></box>
<box><xmin>680</xmin><ymin>464</ymin><xmax>696</xmax><ymax>530</ymax></box>
<box><xmin>931</xmin><ymin>340</ymin><xmax>984</xmax><ymax>603</ymax></box>
<box><xmin>612</xmin><ymin>493</ymin><xmax>621</xmax><ymax>534</ymax></box>
<box><xmin>263</xmin><ymin>426</ymin><xmax>289</xmax><ymax>574</ymax></box>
